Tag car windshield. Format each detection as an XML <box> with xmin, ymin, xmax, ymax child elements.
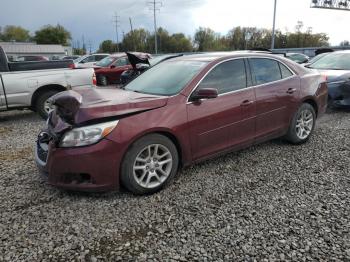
<box><xmin>307</xmin><ymin>53</ymin><xmax>329</xmax><ymax>64</ymax></box>
<box><xmin>308</xmin><ymin>53</ymin><xmax>350</xmax><ymax>70</ymax></box>
<box><xmin>74</xmin><ymin>55</ymin><xmax>88</xmax><ymax>63</ymax></box>
<box><xmin>96</xmin><ymin>56</ymin><xmax>115</xmax><ymax>67</ymax></box>
<box><xmin>125</xmin><ymin>60</ymin><xmax>208</xmax><ymax>96</ymax></box>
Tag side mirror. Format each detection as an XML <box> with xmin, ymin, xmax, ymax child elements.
<box><xmin>191</xmin><ymin>88</ymin><xmax>218</xmax><ymax>101</ymax></box>
<box><xmin>110</xmin><ymin>65</ymin><xmax>116</xmax><ymax>69</ymax></box>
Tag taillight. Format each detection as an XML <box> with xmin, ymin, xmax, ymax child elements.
<box><xmin>92</xmin><ymin>73</ymin><xmax>97</xmax><ymax>86</ymax></box>
<box><xmin>322</xmin><ymin>74</ymin><xmax>327</xmax><ymax>82</ymax></box>
<box><xmin>69</xmin><ymin>63</ymin><xmax>75</xmax><ymax>69</ymax></box>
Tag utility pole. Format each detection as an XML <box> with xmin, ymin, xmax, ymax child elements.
<box><xmin>129</xmin><ymin>17</ymin><xmax>136</xmax><ymax>51</ymax></box>
<box><xmin>271</xmin><ymin>0</ymin><xmax>277</xmax><ymax>50</ymax></box>
<box><xmin>147</xmin><ymin>0</ymin><xmax>163</xmax><ymax>54</ymax></box>
<box><xmin>88</xmin><ymin>40</ymin><xmax>92</xmax><ymax>54</ymax></box>
<box><xmin>82</xmin><ymin>35</ymin><xmax>86</xmax><ymax>54</ymax></box>
<box><xmin>113</xmin><ymin>12</ymin><xmax>121</xmax><ymax>52</ymax></box>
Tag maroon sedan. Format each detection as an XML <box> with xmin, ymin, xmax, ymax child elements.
<box><xmin>35</xmin><ymin>52</ymin><xmax>328</xmax><ymax>195</ymax></box>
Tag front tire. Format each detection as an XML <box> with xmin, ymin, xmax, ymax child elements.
<box><xmin>121</xmin><ymin>134</ymin><xmax>179</xmax><ymax>195</ymax></box>
<box><xmin>35</xmin><ymin>90</ymin><xmax>59</xmax><ymax>120</ymax></box>
<box><xmin>285</xmin><ymin>103</ymin><xmax>316</xmax><ymax>144</ymax></box>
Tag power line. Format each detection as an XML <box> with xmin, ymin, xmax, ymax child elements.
<box><xmin>147</xmin><ymin>0</ymin><xmax>163</xmax><ymax>54</ymax></box>
<box><xmin>113</xmin><ymin>12</ymin><xmax>121</xmax><ymax>52</ymax></box>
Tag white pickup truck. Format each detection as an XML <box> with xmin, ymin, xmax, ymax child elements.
<box><xmin>0</xmin><ymin>46</ymin><xmax>96</xmax><ymax>119</ymax></box>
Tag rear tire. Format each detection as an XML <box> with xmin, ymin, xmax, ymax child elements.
<box><xmin>98</xmin><ymin>75</ymin><xmax>108</xmax><ymax>86</ymax></box>
<box><xmin>35</xmin><ymin>90</ymin><xmax>60</xmax><ymax>120</ymax></box>
<box><xmin>285</xmin><ymin>103</ymin><xmax>316</xmax><ymax>144</ymax></box>
<box><xmin>121</xmin><ymin>134</ymin><xmax>179</xmax><ymax>195</ymax></box>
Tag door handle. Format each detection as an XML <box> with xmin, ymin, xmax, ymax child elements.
<box><xmin>287</xmin><ymin>88</ymin><xmax>297</xmax><ymax>94</ymax></box>
<box><xmin>241</xmin><ymin>100</ymin><xmax>254</xmax><ymax>106</ymax></box>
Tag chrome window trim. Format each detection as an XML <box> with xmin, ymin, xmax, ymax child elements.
<box><xmin>186</xmin><ymin>56</ymin><xmax>297</xmax><ymax>104</ymax></box>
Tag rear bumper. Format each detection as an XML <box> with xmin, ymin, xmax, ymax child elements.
<box><xmin>35</xmin><ymin>138</ymin><xmax>123</xmax><ymax>192</ymax></box>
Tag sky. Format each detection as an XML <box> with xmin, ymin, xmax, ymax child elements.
<box><xmin>1</xmin><ymin>0</ymin><xmax>350</xmax><ymax>51</ymax></box>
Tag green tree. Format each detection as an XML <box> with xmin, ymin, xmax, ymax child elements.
<box><xmin>167</xmin><ymin>33</ymin><xmax>193</xmax><ymax>52</ymax></box>
<box><xmin>0</xmin><ymin>25</ymin><xmax>31</xmax><ymax>42</ymax></box>
<box><xmin>121</xmin><ymin>28</ymin><xmax>151</xmax><ymax>52</ymax></box>
<box><xmin>34</xmin><ymin>24</ymin><xmax>71</xmax><ymax>45</ymax></box>
<box><xmin>98</xmin><ymin>40</ymin><xmax>116</xmax><ymax>53</ymax></box>
<box><xmin>194</xmin><ymin>27</ymin><xmax>217</xmax><ymax>51</ymax></box>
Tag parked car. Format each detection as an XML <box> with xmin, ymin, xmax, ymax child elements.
<box><xmin>16</xmin><ymin>55</ymin><xmax>49</xmax><ymax>62</ymax></box>
<box><xmin>74</xmin><ymin>53</ymin><xmax>109</xmax><ymax>68</ymax></box>
<box><xmin>285</xmin><ymin>53</ymin><xmax>309</xmax><ymax>64</ymax></box>
<box><xmin>306</xmin><ymin>50</ymin><xmax>350</xmax><ymax>108</ymax></box>
<box><xmin>93</xmin><ymin>53</ymin><xmax>141</xmax><ymax>86</ymax></box>
<box><xmin>120</xmin><ymin>53</ymin><xmax>182</xmax><ymax>85</ymax></box>
<box><xmin>61</xmin><ymin>55</ymin><xmax>81</xmax><ymax>60</ymax></box>
<box><xmin>303</xmin><ymin>52</ymin><xmax>330</xmax><ymax>66</ymax></box>
<box><xmin>0</xmin><ymin>45</ymin><xmax>96</xmax><ymax>119</ymax></box>
<box><xmin>35</xmin><ymin>52</ymin><xmax>328</xmax><ymax>194</ymax></box>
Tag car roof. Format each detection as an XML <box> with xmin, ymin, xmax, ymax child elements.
<box><xmin>327</xmin><ymin>50</ymin><xmax>350</xmax><ymax>54</ymax></box>
<box><xmin>109</xmin><ymin>53</ymin><xmax>127</xmax><ymax>58</ymax></box>
<box><xmin>170</xmin><ymin>51</ymin><xmax>289</xmax><ymax>62</ymax></box>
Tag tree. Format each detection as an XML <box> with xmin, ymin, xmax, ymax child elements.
<box><xmin>340</xmin><ymin>40</ymin><xmax>350</xmax><ymax>46</ymax></box>
<box><xmin>167</xmin><ymin>33</ymin><xmax>193</xmax><ymax>52</ymax></box>
<box><xmin>121</xmin><ymin>29</ymin><xmax>151</xmax><ymax>52</ymax></box>
<box><xmin>34</xmin><ymin>24</ymin><xmax>71</xmax><ymax>45</ymax></box>
<box><xmin>194</xmin><ymin>27</ymin><xmax>218</xmax><ymax>51</ymax></box>
<box><xmin>0</xmin><ymin>25</ymin><xmax>31</xmax><ymax>42</ymax></box>
<box><xmin>98</xmin><ymin>40</ymin><xmax>116</xmax><ymax>53</ymax></box>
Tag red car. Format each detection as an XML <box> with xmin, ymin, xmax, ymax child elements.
<box><xmin>94</xmin><ymin>53</ymin><xmax>151</xmax><ymax>86</ymax></box>
<box><xmin>35</xmin><ymin>52</ymin><xmax>328</xmax><ymax>195</ymax></box>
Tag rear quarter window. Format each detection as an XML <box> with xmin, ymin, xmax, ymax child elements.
<box><xmin>279</xmin><ymin>63</ymin><xmax>293</xmax><ymax>79</ymax></box>
<box><xmin>250</xmin><ymin>58</ymin><xmax>282</xmax><ymax>85</ymax></box>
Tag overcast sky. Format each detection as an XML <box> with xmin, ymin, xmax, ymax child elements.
<box><xmin>1</xmin><ymin>0</ymin><xmax>350</xmax><ymax>50</ymax></box>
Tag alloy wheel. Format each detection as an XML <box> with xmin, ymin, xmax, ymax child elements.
<box><xmin>295</xmin><ymin>109</ymin><xmax>314</xmax><ymax>140</ymax></box>
<box><xmin>133</xmin><ymin>144</ymin><xmax>173</xmax><ymax>189</ymax></box>
<box><xmin>44</xmin><ymin>98</ymin><xmax>54</xmax><ymax>114</ymax></box>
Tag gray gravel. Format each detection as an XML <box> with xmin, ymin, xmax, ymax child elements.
<box><xmin>0</xmin><ymin>109</ymin><xmax>349</xmax><ymax>261</ymax></box>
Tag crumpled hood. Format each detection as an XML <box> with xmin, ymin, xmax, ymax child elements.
<box><xmin>315</xmin><ymin>69</ymin><xmax>350</xmax><ymax>83</ymax></box>
<box><xmin>50</xmin><ymin>88</ymin><xmax>168</xmax><ymax>126</ymax></box>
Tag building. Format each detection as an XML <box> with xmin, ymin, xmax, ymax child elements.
<box><xmin>0</xmin><ymin>42</ymin><xmax>73</xmax><ymax>60</ymax></box>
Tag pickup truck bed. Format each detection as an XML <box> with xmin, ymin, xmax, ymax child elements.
<box><xmin>0</xmin><ymin>46</ymin><xmax>96</xmax><ymax>119</ymax></box>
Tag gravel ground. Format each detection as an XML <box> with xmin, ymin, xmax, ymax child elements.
<box><xmin>0</xmin><ymin>109</ymin><xmax>349</xmax><ymax>261</ymax></box>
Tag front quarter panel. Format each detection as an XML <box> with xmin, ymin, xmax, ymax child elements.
<box><xmin>106</xmin><ymin>95</ymin><xmax>192</xmax><ymax>166</ymax></box>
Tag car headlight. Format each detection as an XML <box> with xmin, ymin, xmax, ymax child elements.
<box><xmin>59</xmin><ymin>120</ymin><xmax>119</xmax><ymax>148</ymax></box>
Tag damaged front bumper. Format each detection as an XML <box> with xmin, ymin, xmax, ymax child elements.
<box><xmin>35</xmin><ymin>131</ymin><xmax>122</xmax><ymax>192</ymax></box>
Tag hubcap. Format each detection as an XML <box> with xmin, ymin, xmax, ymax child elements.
<box><xmin>133</xmin><ymin>144</ymin><xmax>173</xmax><ymax>189</ymax></box>
<box><xmin>295</xmin><ymin>109</ymin><xmax>314</xmax><ymax>140</ymax></box>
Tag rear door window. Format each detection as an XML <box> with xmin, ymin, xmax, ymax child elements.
<box><xmin>198</xmin><ymin>59</ymin><xmax>247</xmax><ymax>94</ymax></box>
<box><xmin>250</xmin><ymin>58</ymin><xmax>282</xmax><ymax>85</ymax></box>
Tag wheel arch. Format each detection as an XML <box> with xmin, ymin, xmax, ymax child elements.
<box><xmin>31</xmin><ymin>84</ymin><xmax>67</xmax><ymax>110</ymax></box>
<box><xmin>119</xmin><ymin>128</ymin><xmax>186</xmax><ymax>176</ymax></box>
<box><xmin>301</xmin><ymin>97</ymin><xmax>318</xmax><ymax>117</ymax></box>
